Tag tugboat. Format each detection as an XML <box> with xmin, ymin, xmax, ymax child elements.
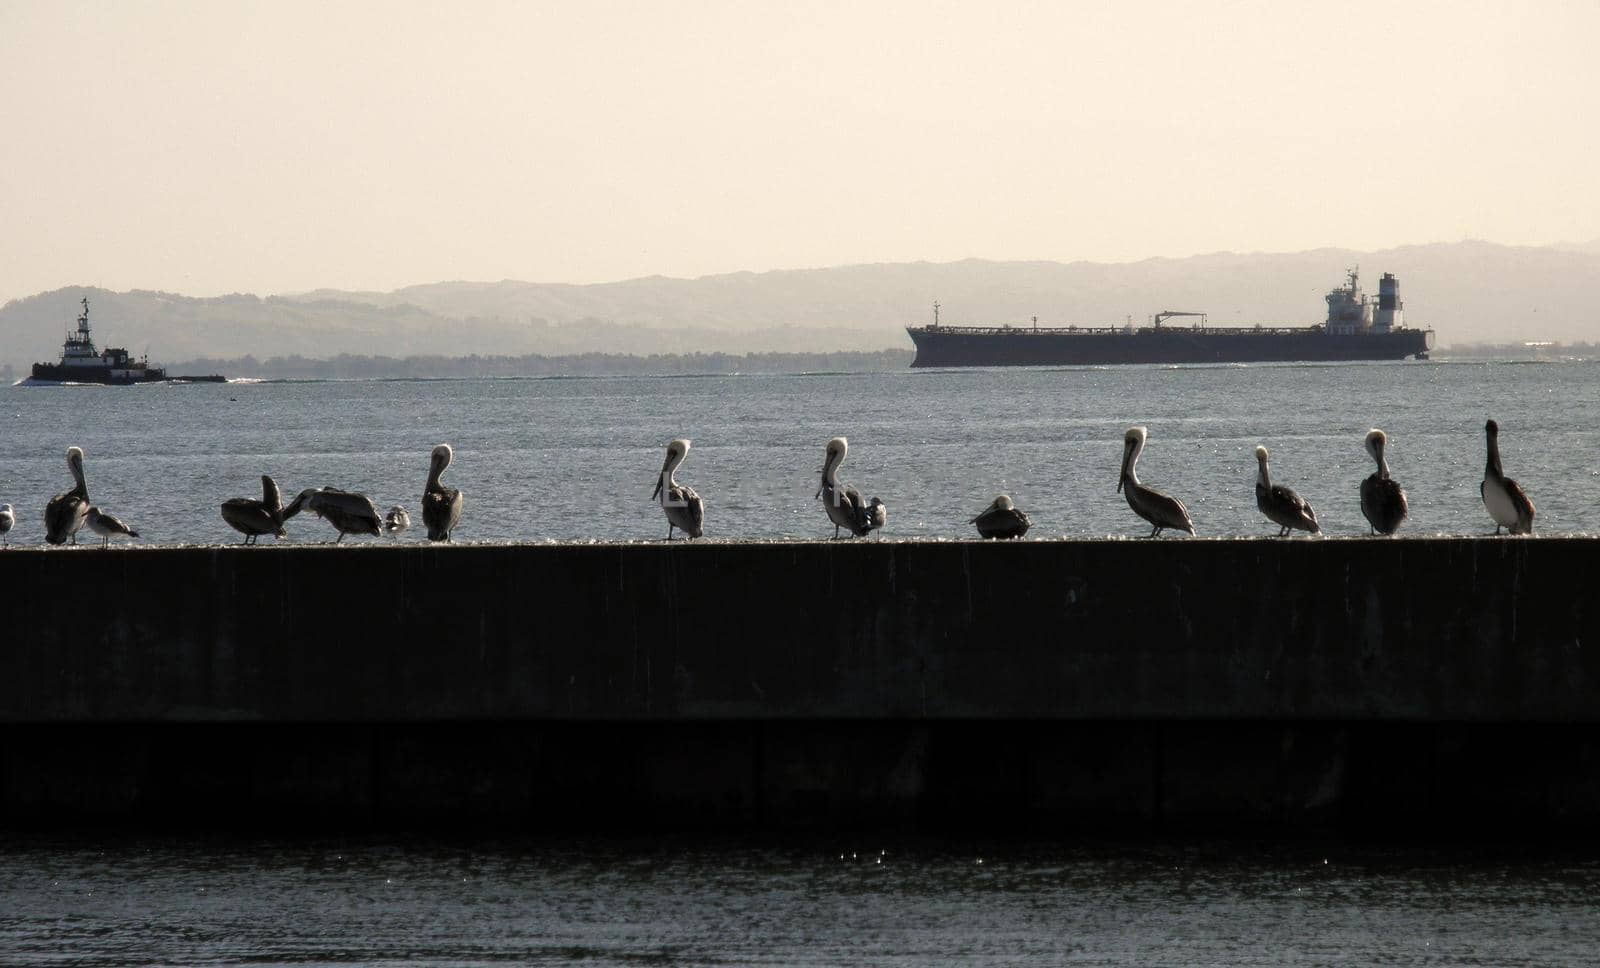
<box><xmin>26</xmin><ymin>297</ymin><xmax>225</xmax><ymax>385</ymax></box>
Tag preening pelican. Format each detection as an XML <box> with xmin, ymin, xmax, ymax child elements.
<box><xmin>1254</xmin><ymin>445</ymin><xmax>1320</xmax><ymax>536</ymax></box>
<box><xmin>85</xmin><ymin>506</ymin><xmax>139</xmax><ymax>547</ymax></box>
<box><xmin>1360</xmin><ymin>430</ymin><xmax>1408</xmax><ymax>535</ymax></box>
<box><xmin>0</xmin><ymin>504</ymin><xmax>13</xmax><ymax>547</ymax></box>
<box><xmin>220</xmin><ymin>475</ymin><xmax>286</xmax><ymax>544</ymax></box>
<box><xmin>385</xmin><ymin>506</ymin><xmax>411</xmax><ymax>534</ymax></box>
<box><xmin>816</xmin><ymin>436</ymin><xmax>879</xmax><ymax>538</ymax></box>
<box><xmin>44</xmin><ymin>446</ymin><xmax>90</xmax><ymax>545</ymax></box>
<box><xmin>1118</xmin><ymin>427</ymin><xmax>1194</xmax><ymax>537</ymax></box>
<box><xmin>971</xmin><ymin>495</ymin><xmax>1031</xmax><ymax>539</ymax></box>
<box><xmin>1482</xmin><ymin>419</ymin><xmax>1535</xmax><ymax>534</ymax></box>
<box><xmin>421</xmin><ymin>444</ymin><xmax>463</xmax><ymax>542</ymax></box>
<box><xmin>284</xmin><ymin>487</ymin><xmax>382</xmax><ymax>542</ymax></box>
<box><xmin>651</xmin><ymin>438</ymin><xmax>704</xmax><ymax>540</ymax></box>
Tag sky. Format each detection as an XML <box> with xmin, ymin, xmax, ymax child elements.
<box><xmin>2</xmin><ymin>0</ymin><xmax>1598</xmax><ymax>304</ymax></box>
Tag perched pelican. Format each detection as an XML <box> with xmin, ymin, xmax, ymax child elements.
<box><xmin>1254</xmin><ymin>445</ymin><xmax>1320</xmax><ymax>536</ymax></box>
<box><xmin>816</xmin><ymin>436</ymin><xmax>875</xmax><ymax>538</ymax></box>
<box><xmin>85</xmin><ymin>506</ymin><xmax>139</xmax><ymax>547</ymax></box>
<box><xmin>220</xmin><ymin>475</ymin><xmax>286</xmax><ymax>544</ymax></box>
<box><xmin>1482</xmin><ymin>419</ymin><xmax>1535</xmax><ymax>534</ymax></box>
<box><xmin>1359</xmin><ymin>429</ymin><xmax>1408</xmax><ymax>535</ymax></box>
<box><xmin>1117</xmin><ymin>427</ymin><xmax>1195</xmax><ymax>537</ymax></box>
<box><xmin>385</xmin><ymin>506</ymin><xmax>411</xmax><ymax>534</ymax></box>
<box><xmin>284</xmin><ymin>487</ymin><xmax>382</xmax><ymax>542</ymax></box>
<box><xmin>651</xmin><ymin>438</ymin><xmax>704</xmax><ymax>540</ymax></box>
<box><xmin>44</xmin><ymin>446</ymin><xmax>90</xmax><ymax>545</ymax></box>
<box><xmin>971</xmin><ymin>494</ymin><xmax>1031</xmax><ymax>539</ymax></box>
<box><xmin>0</xmin><ymin>504</ymin><xmax>13</xmax><ymax>547</ymax></box>
<box><xmin>421</xmin><ymin>444</ymin><xmax>464</xmax><ymax>542</ymax></box>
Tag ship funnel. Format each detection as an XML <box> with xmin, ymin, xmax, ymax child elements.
<box><xmin>1373</xmin><ymin>273</ymin><xmax>1403</xmax><ymax>332</ymax></box>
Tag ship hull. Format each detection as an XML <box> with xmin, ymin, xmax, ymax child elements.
<box><xmin>906</xmin><ymin>327</ymin><xmax>1433</xmax><ymax>367</ymax></box>
<box><xmin>28</xmin><ymin>363</ymin><xmax>225</xmax><ymax>385</ymax></box>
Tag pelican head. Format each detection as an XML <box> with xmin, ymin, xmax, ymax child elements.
<box><xmin>1486</xmin><ymin>418</ymin><xmax>1499</xmax><ymax>437</ymax></box>
<box><xmin>1364</xmin><ymin>428</ymin><xmax>1386</xmax><ymax>459</ymax></box>
<box><xmin>66</xmin><ymin>445</ymin><xmax>84</xmax><ymax>463</ymax></box>
<box><xmin>432</xmin><ymin>443</ymin><xmax>453</xmax><ymax>467</ymax></box>
<box><xmin>652</xmin><ymin>438</ymin><xmax>692</xmax><ymax>499</ymax></box>
<box><xmin>1118</xmin><ymin>426</ymin><xmax>1147</xmax><ymax>492</ymax></box>
<box><xmin>1255</xmin><ymin>445</ymin><xmax>1269</xmax><ymax>462</ymax></box>
<box><xmin>816</xmin><ymin>436</ymin><xmax>849</xmax><ymax>497</ymax></box>
<box><xmin>992</xmin><ymin>494</ymin><xmax>1014</xmax><ymax>511</ymax></box>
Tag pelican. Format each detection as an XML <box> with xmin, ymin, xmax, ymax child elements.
<box><xmin>284</xmin><ymin>487</ymin><xmax>382</xmax><ymax>542</ymax></box>
<box><xmin>0</xmin><ymin>504</ymin><xmax>13</xmax><ymax>547</ymax></box>
<box><xmin>44</xmin><ymin>446</ymin><xmax>90</xmax><ymax>545</ymax></box>
<box><xmin>816</xmin><ymin>436</ymin><xmax>875</xmax><ymax>538</ymax></box>
<box><xmin>421</xmin><ymin>444</ymin><xmax>464</xmax><ymax>542</ymax></box>
<box><xmin>385</xmin><ymin>506</ymin><xmax>411</xmax><ymax>534</ymax></box>
<box><xmin>651</xmin><ymin>438</ymin><xmax>704</xmax><ymax>540</ymax></box>
<box><xmin>971</xmin><ymin>494</ymin><xmax>1031</xmax><ymax>539</ymax></box>
<box><xmin>1118</xmin><ymin>427</ymin><xmax>1195</xmax><ymax>537</ymax></box>
<box><xmin>1359</xmin><ymin>429</ymin><xmax>1409</xmax><ymax>535</ymax></box>
<box><xmin>1255</xmin><ymin>445</ymin><xmax>1320</xmax><ymax>536</ymax></box>
<box><xmin>1482</xmin><ymin>419</ymin><xmax>1535</xmax><ymax>534</ymax></box>
<box><xmin>85</xmin><ymin>507</ymin><xmax>139</xmax><ymax>547</ymax></box>
<box><xmin>220</xmin><ymin>475</ymin><xmax>286</xmax><ymax>544</ymax></box>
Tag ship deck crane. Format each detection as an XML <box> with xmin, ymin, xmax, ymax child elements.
<box><xmin>1153</xmin><ymin>310</ymin><xmax>1207</xmax><ymax>329</ymax></box>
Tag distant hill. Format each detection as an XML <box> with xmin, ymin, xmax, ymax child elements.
<box><xmin>5</xmin><ymin>240</ymin><xmax>1598</xmax><ymax>368</ymax></box>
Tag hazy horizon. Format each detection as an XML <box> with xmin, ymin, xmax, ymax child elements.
<box><xmin>4</xmin><ymin>0</ymin><xmax>1598</xmax><ymax>307</ymax></box>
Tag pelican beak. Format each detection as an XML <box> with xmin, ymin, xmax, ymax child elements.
<box><xmin>650</xmin><ymin>477</ymin><xmax>663</xmax><ymax>501</ymax></box>
<box><xmin>1116</xmin><ymin>478</ymin><xmax>1123</xmax><ymax>493</ymax></box>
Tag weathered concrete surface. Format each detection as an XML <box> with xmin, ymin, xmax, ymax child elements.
<box><xmin>0</xmin><ymin>539</ymin><xmax>1594</xmax><ymax>723</ymax></box>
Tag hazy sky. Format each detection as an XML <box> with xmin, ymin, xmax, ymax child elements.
<box><xmin>2</xmin><ymin>0</ymin><xmax>1597</xmax><ymax>304</ymax></box>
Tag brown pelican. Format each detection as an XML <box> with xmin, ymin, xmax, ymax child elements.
<box><xmin>1254</xmin><ymin>445</ymin><xmax>1320</xmax><ymax>536</ymax></box>
<box><xmin>0</xmin><ymin>504</ymin><xmax>13</xmax><ymax>547</ymax></box>
<box><xmin>971</xmin><ymin>494</ymin><xmax>1031</xmax><ymax>539</ymax></box>
<box><xmin>1359</xmin><ymin>429</ymin><xmax>1408</xmax><ymax>535</ymax></box>
<box><xmin>220</xmin><ymin>475</ymin><xmax>286</xmax><ymax>544</ymax></box>
<box><xmin>816</xmin><ymin>436</ymin><xmax>875</xmax><ymax>538</ymax></box>
<box><xmin>651</xmin><ymin>438</ymin><xmax>704</xmax><ymax>540</ymax></box>
<box><xmin>85</xmin><ymin>507</ymin><xmax>139</xmax><ymax>547</ymax></box>
<box><xmin>421</xmin><ymin>444</ymin><xmax>464</xmax><ymax>542</ymax></box>
<box><xmin>1118</xmin><ymin>427</ymin><xmax>1194</xmax><ymax>537</ymax></box>
<box><xmin>284</xmin><ymin>487</ymin><xmax>382</xmax><ymax>542</ymax></box>
<box><xmin>44</xmin><ymin>446</ymin><xmax>90</xmax><ymax>545</ymax></box>
<box><xmin>385</xmin><ymin>506</ymin><xmax>411</xmax><ymax>534</ymax></box>
<box><xmin>1482</xmin><ymin>419</ymin><xmax>1535</xmax><ymax>534</ymax></box>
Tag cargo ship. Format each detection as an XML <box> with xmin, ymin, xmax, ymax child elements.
<box><xmin>26</xmin><ymin>298</ymin><xmax>225</xmax><ymax>385</ymax></box>
<box><xmin>906</xmin><ymin>268</ymin><xmax>1434</xmax><ymax>367</ymax></box>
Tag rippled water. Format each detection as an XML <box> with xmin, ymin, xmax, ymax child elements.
<box><xmin>1</xmin><ymin>837</ymin><xmax>1596</xmax><ymax>966</ymax></box>
<box><xmin>3</xmin><ymin>359</ymin><xmax>1596</xmax><ymax>544</ymax></box>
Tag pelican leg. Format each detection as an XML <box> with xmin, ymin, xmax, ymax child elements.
<box><xmin>1148</xmin><ymin>524</ymin><xmax>1159</xmax><ymax>538</ymax></box>
<box><xmin>336</xmin><ymin>531</ymin><xmax>345</xmax><ymax>543</ymax></box>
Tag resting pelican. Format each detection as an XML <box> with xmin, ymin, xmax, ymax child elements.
<box><xmin>284</xmin><ymin>487</ymin><xmax>382</xmax><ymax>542</ymax></box>
<box><xmin>1118</xmin><ymin>427</ymin><xmax>1194</xmax><ymax>537</ymax></box>
<box><xmin>1255</xmin><ymin>445</ymin><xmax>1320</xmax><ymax>536</ymax></box>
<box><xmin>421</xmin><ymin>444</ymin><xmax>464</xmax><ymax>542</ymax></box>
<box><xmin>220</xmin><ymin>475</ymin><xmax>286</xmax><ymax>544</ymax></box>
<box><xmin>972</xmin><ymin>495</ymin><xmax>1031</xmax><ymax>539</ymax></box>
<box><xmin>85</xmin><ymin>507</ymin><xmax>139</xmax><ymax>547</ymax></box>
<box><xmin>651</xmin><ymin>438</ymin><xmax>704</xmax><ymax>540</ymax></box>
<box><xmin>1482</xmin><ymin>419</ymin><xmax>1535</xmax><ymax>534</ymax></box>
<box><xmin>816</xmin><ymin>437</ymin><xmax>875</xmax><ymax>538</ymax></box>
<box><xmin>0</xmin><ymin>504</ymin><xmax>13</xmax><ymax>547</ymax></box>
<box><xmin>44</xmin><ymin>446</ymin><xmax>90</xmax><ymax>545</ymax></box>
<box><xmin>385</xmin><ymin>506</ymin><xmax>411</xmax><ymax>534</ymax></box>
<box><xmin>1359</xmin><ymin>429</ymin><xmax>1408</xmax><ymax>535</ymax></box>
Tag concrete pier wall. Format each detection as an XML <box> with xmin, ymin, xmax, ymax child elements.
<box><xmin>2</xmin><ymin>539</ymin><xmax>1597</xmax><ymax>831</ymax></box>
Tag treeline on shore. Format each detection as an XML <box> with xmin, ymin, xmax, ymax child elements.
<box><xmin>1441</xmin><ymin>342</ymin><xmax>1600</xmax><ymax>360</ymax></box>
<box><xmin>164</xmin><ymin>349</ymin><xmax>916</xmax><ymax>380</ymax></box>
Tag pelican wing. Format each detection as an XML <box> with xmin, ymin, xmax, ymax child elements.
<box><xmin>1360</xmin><ymin>475</ymin><xmax>1409</xmax><ymax>535</ymax></box>
<box><xmin>221</xmin><ymin>498</ymin><xmax>283</xmax><ymax>537</ymax></box>
<box><xmin>1127</xmin><ymin>482</ymin><xmax>1194</xmax><ymax>534</ymax></box>
<box><xmin>1258</xmin><ymin>482</ymin><xmax>1320</xmax><ymax>533</ymax></box>
<box><xmin>422</xmin><ymin>486</ymin><xmax>463</xmax><ymax>540</ymax></box>
<box><xmin>44</xmin><ymin>492</ymin><xmax>88</xmax><ymax>545</ymax></box>
<box><xmin>663</xmin><ymin>483</ymin><xmax>704</xmax><ymax>538</ymax></box>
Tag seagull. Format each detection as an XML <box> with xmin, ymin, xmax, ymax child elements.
<box><xmin>0</xmin><ymin>504</ymin><xmax>13</xmax><ymax>547</ymax></box>
<box><xmin>1359</xmin><ymin>429</ymin><xmax>1408</xmax><ymax>535</ymax></box>
<box><xmin>44</xmin><ymin>446</ymin><xmax>90</xmax><ymax>545</ymax></box>
<box><xmin>1117</xmin><ymin>427</ymin><xmax>1194</xmax><ymax>537</ymax></box>
<box><xmin>385</xmin><ymin>506</ymin><xmax>411</xmax><ymax>534</ymax></box>
<box><xmin>1481</xmin><ymin>419</ymin><xmax>1535</xmax><ymax>534</ymax></box>
<box><xmin>421</xmin><ymin>444</ymin><xmax>463</xmax><ymax>542</ymax></box>
<box><xmin>651</xmin><ymin>438</ymin><xmax>704</xmax><ymax>540</ymax></box>
<box><xmin>283</xmin><ymin>487</ymin><xmax>382</xmax><ymax>542</ymax></box>
<box><xmin>85</xmin><ymin>506</ymin><xmax>139</xmax><ymax>547</ymax></box>
<box><xmin>1254</xmin><ymin>445</ymin><xmax>1320</xmax><ymax>536</ymax></box>
<box><xmin>971</xmin><ymin>494</ymin><xmax>1031</xmax><ymax>539</ymax></box>
<box><xmin>816</xmin><ymin>436</ymin><xmax>877</xmax><ymax>538</ymax></box>
<box><xmin>220</xmin><ymin>475</ymin><xmax>286</xmax><ymax>544</ymax></box>
<box><xmin>866</xmin><ymin>496</ymin><xmax>887</xmax><ymax>538</ymax></box>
